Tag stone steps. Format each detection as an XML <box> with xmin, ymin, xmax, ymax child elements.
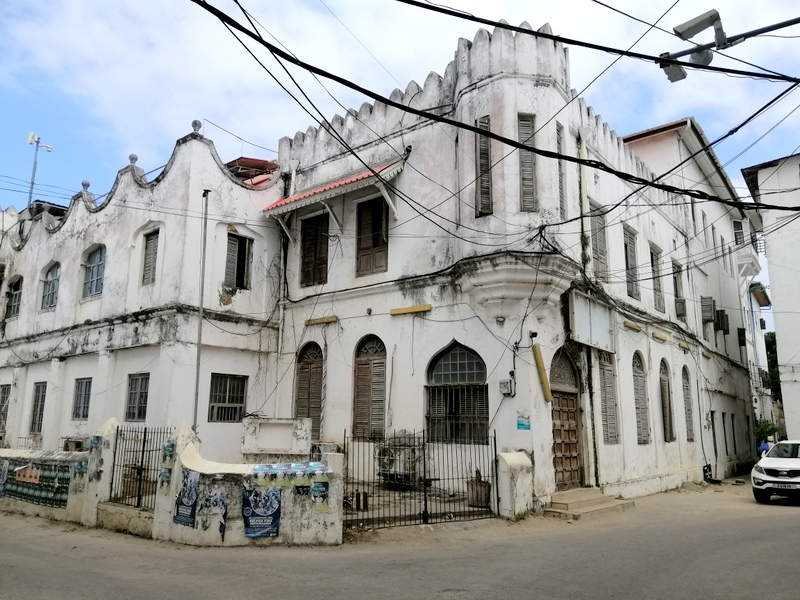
<box><xmin>544</xmin><ymin>487</ymin><xmax>635</xmax><ymax>521</ymax></box>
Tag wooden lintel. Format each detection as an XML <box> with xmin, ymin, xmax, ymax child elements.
<box><xmin>375</xmin><ymin>181</ymin><xmax>399</xmax><ymax>221</ymax></box>
<box><xmin>304</xmin><ymin>316</ymin><xmax>339</xmax><ymax>326</ymax></box>
<box><xmin>389</xmin><ymin>304</ymin><xmax>432</xmax><ymax>316</ymax></box>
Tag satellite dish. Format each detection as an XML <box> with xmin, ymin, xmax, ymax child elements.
<box><xmin>27</xmin><ymin>132</ymin><xmax>38</xmax><ymax>145</ymax></box>
<box><xmin>42</xmin><ymin>212</ymin><xmax>58</xmax><ymax>230</ymax></box>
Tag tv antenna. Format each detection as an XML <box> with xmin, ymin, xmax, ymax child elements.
<box><xmin>27</xmin><ymin>132</ymin><xmax>52</xmax><ymax>209</ymax></box>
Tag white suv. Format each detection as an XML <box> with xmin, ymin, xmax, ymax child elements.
<box><xmin>751</xmin><ymin>440</ymin><xmax>800</xmax><ymax>503</ymax></box>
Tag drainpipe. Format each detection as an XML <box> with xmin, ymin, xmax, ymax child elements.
<box><xmin>192</xmin><ymin>189</ymin><xmax>210</xmax><ymax>433</ymax></box>
<box><xmin>586</xmin><ymin>346</ymin><xmax>600</xmax><ymax>488</ymax></box>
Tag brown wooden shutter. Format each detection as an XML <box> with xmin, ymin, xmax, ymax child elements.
<box><xmin>682</xmin><ymin>368</ymin><xmax>694</xmax><ymax>442</ymax></box>
<box><xmin>557</xmin><ymin>122</ymin><xmax>565</xmax><ymax>218</ymax></box>
<box><xmin>624</xmin><ymin>229</ymin><xmax>638</xmax><ymax>298</ymax></box>
<box><xmin>476</xmin><ymin>115</ymin><xmax>493</xmax><ymax>216</ymax></box>
<box><xmin>660</xmin><ymin>371</ymin><xmax>673</xmax><ymax>441</ymax></box>
<box><xmin>591</xmin><ymin>210</ymin><xmax>607</xmax><ymax>279</ymax></box>
<box><xmin>301</xmin><ymin>216</ymin><xmax>329</xmax><ymax>286</ymax></box>
<box><xmin>599</xmin><ymin>353</ymin><xmax>618</xmax><ymax>444</ymax></box>
<box><xmin>519</xmin><ymin>114</ymin><xmax>536</xmax><ymax>212</ymax></box>
<box><xmin>224</xmin><ymin>235</ymin><xmax>238</xmax><ymax>286</ymax></box>
<box><xmin>370</xmin><ymin>358</ymin><xmax>386</xmax><ymax>438</ymax></box>
<box><xmin>633</xmin><ymin>356</ymin><xmax>649</xmax><ymax>444</ymax></box>
<box><xmin>354</xmin><ymin>359</ymin><xmax>372</xmax><ymax>438</ymax></box>
<box><xmin>309</xmin><ymin>362</ymin><xmax>322</xmax><ymax>441</ymax></box>
<box><xmin>296</xmin><ymin>364</ymin><xmax>310</xmax><ymax>420</ymax></box>
<box><xmin>315</xmin><ymin>216</ymin><xmax>329</xmax><ymax>284</ymax></box>
<box><xmin>142</xmin><ymin>231</ymin><xmax>159</xmax><ymax>285</ymax></box>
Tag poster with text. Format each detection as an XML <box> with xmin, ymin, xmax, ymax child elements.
<box><xmin>310</xmin><ymin>481</ymin><xmax>329</xmax><ymax>512</ymax></box>
<box><xmin>173</xmin><ymin>469</ymin><xmax>200</xmax><ymax>527</ymax></box>
<box><xmin>242</xmin><ymin>487</ymin><xmax>281</xmax><ymax>537</ymax></box>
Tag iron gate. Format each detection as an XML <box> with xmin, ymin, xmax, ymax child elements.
<box><xmin>343</xmin><ymin>429</ymin><xmax>497</xmax><ymax>529</ymax></box>
<box><xmin>110</xmin><ymin>426</ymin><xmax>171</xmax><ymax>510</ymax></box>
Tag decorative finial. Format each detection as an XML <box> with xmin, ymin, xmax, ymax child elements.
<box><xmin>192</xmin><ymin>120</ymin><xmax>202</xmax><ymax>133</ymax></box>
<box><xmin>82</xmin><ymin>181</ymin><xmax>90</xmax><ymax>191</ymax></box>
<box><xmin>129</xmin><ymin>154</ymin><xmax>138</xmax><ymax>165</ymax></box>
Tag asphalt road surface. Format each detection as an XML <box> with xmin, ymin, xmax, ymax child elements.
<box><xmin>1</xmin><ymin>480</ymin><xmax>799</xmax><ymax>600</ymax></box>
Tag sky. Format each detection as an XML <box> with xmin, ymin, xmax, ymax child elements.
<box><xmin>1</xmin><ymin>1</ymin><xmax>798</xmax><ymax>217</ymax></box>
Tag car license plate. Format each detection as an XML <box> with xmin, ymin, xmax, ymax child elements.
<box><xmin>774</xmin><ymin>483</ymin><xmax>795</xmax><ymax>489</ymax></box>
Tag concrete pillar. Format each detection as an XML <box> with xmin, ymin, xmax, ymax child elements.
<box><xmin>81</xmin><ymin>418</ymin><xmax>119</xmax><ymax>526</ymax></box>
<box><xmin>45</xmin><ymin>357</ymin><xmax>66</xmax><ymax>450</ymax></box>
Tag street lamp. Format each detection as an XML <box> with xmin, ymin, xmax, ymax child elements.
<box><xmin>27</xmin><ymin>132</ymin><xmax>52</xmax><ymax>209</ymax></box>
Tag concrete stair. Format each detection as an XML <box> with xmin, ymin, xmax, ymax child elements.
<box><xmin>544</xmin><ymin>487</ymin><xmax>635</xmax><ymax>521</ymax></box>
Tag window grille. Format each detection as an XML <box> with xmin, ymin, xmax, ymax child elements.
<box><xmin>72</xmin><ymin>378</ymin><xmax>92</xmax><ymax>421</ymax></box>
<box><xmin>30</xmin><ymin>382</ymin><xmax>47</xmax><ymax>434</ymax></box>
<box><xmin>41</xmin><ymin>263</ymin><xmax>60</xmax><ymax>310</ymax></box>
<box><xmin>142</xmin><ymin>230</ymin><xmax>159</xmax><ymax>285</ymax></box>
<box><xmin>83</xmin><ymin>246</ymin><xmax>105</xmax><ymax>297</ymax></box>
<box><xmin>126</xmin><ymin>374</ymin><xmax>150</xmax><ymax>422</ymax></box>
<box><xmin>208</xmin><ymin>373</ymin><xmax>247</xmax><ymax>422</ymax></box>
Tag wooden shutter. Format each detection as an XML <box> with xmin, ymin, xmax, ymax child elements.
<box><xmin>224</xmin><ymin>235</ymin><xmax>238</xmax><ymax>286</ymax></box>
<box><xmin>296</xmin><ymin>364</ymin><xmax>310</xmax><ymax>420</ymax></box>
<box><xmin>370</xmin><ymin>358</ymin><xmax>386</xmax><ymax>438</ymax></box>
<box><xmin>624</xmin><ymin>229</ymin><xmax>638</xmax><ymax>298</ymax></box>
<box><xmin>354</xmin><ymin>359</ymin><xmax>372</xmax><ymax>438</ymax></box>
<box><xmin>660</xmin><ymin>365</ymin><xmax>674</xmax><ymax>442</ymax></box>
<box><xmin>682</xmin><ymin>368</ymin><xmax>694</xmax><ymax>442</ymax></box>
<box><xmin>519</xmin><ymin>114</ymin><xmax>536</xmax><ymax>212</ymax></box>
<box><xmin>476</xmin><ymin>115</ymin><xmax>493</xmax><ymax>216</ymax></box>
<box><xmin>633</xmin><ymin>355</ymin><xmax>649</xmax><ymax>444</ymax></box>
<box><xmin>591</xmin><ymin>210</ymin><xmax>607</xmax><ymax>279</ymax></box>
<box><xmin>357</xmin><ymin>201</ymin><xmax>374</xmax><ymax>276</ymax></box>
<box><xmin>309</xmin><ymin>362</ymin><xmax>322</xmax><ymax>441</ymax></box>
<box><xmin>599</xmin><ymin>353</ymin><xmax>619</xmax><ymax>444</ymax></box>
<box><xmin>142</xmin><ymin>231</ymin><xmax>159</xmax><ymax>285</ymax></box>
<box><xmin>301</xmin><ymin>216</ymin><xmax>329</xmax><ymax>286</ymax></box>
<box><xmin>557</xmin><ymin>123</ymin><xmax>565</xmax><ymax>218</ymax></box>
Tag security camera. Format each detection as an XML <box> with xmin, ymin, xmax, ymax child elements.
<box><xmin>673</xmin><ymin>9</ymin><xmax>720</xmax><ymax>41</ymax></box>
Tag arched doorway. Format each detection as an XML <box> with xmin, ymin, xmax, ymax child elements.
<box><xmin>550</xmin><ymin>349</ymin><xmax>582</xmax><ymax>491</ymax></box>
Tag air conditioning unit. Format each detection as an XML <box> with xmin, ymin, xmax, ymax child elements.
<box><xmin>675</xmin><ymin>298</ymin><xmax>686</xmax><ymax>319</ymax></box>
<box><xmin>375</xmin><ymin>442</ymin><xmax>418</xmax><ymax>485</ymax></box>
<box><xmin>310</xmin><ymin>442</ymin><xmax>341</xmax><ymax>461</ymax></box>
<box><xmin>701</xmin><ymin>297</ymin><xmax>716</xmax><ymax>323</ymax></box>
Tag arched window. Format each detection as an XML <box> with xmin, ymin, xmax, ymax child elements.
<box><xmin>295</xmin><ymin>342</ymin><xmax>323</xmax><ymax>440</ymax></box>
<box><xmin>632</xmin><ymin>352</ymin><xmax>650</xmax><ymax>445</ymax></box>
<box><xmin>682</xmin><ymin>366</ymin><xmax>694</xmax><ymax>442</ymax></box>
<box><xmin>41</xmin><ymin>263</ymin><xmax>60</xmax><ymax>310</ymax></box>
<box><xmin>659</xmin><ymin>360</ymin><xmax>675</xmax><ymax>442</ymax></box>
<box><xmin>426</xmin><ymin>343</ymin><xmax>488</xmax><ymax>444</ymax></box>
<box><xmin>83</xmin><ymin>245</ymin><xmax>106</xmax><ymax>297</ymax></box>
<box><xmin>5</xmin><ymin>277</ymin><xmax>22</xmax><ymax>318</ymax></box>
<box><xmin>353</xmin><ymin>336</ymin><xmax>386</xmax><ymax>439</ymax></box>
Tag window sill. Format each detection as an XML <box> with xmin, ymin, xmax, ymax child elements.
<box><xmin>79</xmin><ymin>294</ymin><xmax>102</xmax><ymax>304</ymax></box>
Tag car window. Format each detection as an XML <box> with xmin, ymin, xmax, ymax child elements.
<box><xmin>768</xmin><ymin>443</ymin><xmax>800</xmax><ymax>459</ymax></box>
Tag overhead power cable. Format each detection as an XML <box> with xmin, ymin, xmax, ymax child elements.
<box><xmin>189</xmin><ymin>0</ymin><xmax>800</xmax><ymax>213</ymax></box>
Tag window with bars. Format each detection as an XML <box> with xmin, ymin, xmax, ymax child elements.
<box><xmin>208</xmin><ymin>373</ymin><xmax>247</xmax><ymax>423</ymax></box>
<box><xmin>41</xmin><ymin>263</ymin><xmax>60</xmax><ymax>310</ymax></box>
<box><xmin>353</xmin><ymin>336</ymin><xmax>386</xmax><ymax>439</ymax></box>
<box><xmin>659</xmin><ymin>360</ymin><xmax>675</xmax><ymax>442</ymax></box>
<box><xmin>300</xmin><ymin>214</ymin><xmax>329</xmax><ymax>287</ymax></box>
<box><xmin>126</xmin><ymin>374</ymin><xmax>149</xmax><ymax>422</ymax></box>
<box><xmin>356</xmin><ymin>198</ymin><xmax>388</xmax><ymax>277</ymax></box>
<box><xmin>651</xmin><ymin>247</ymin><xmax>664</xmax><ymax>312</ymax></box>
<box><xmin>475</xmin><ymin>115</ymin><xmax>493</xmax><ymax>216</ymax></box>
<box><xmin>72</xmin><ymin>378</ymin><xmax>92</xmax><ymax>421</ymax></box>
<box><xmin>142</xmin><ymin>230</ymin><xmax>159</xmax><ymax>285</ymax></box>
<box><xmin>6</xmin><ymin>277</ymin><xmax>22</xmax><ymax>318</ymax></box>
<box><xmin>0</xmin><ymin>384</ymin><xmax>10</xmax><ymax>431</ymax></box>
<box><xmin>295</xmin><ymin>343</ymin><xmax>323</xmax><ymax>440</ymax></box>
<box><xmin>590</xmin><ymin>205</ymin><xmax>607</xmax><ymax>280</ymax></box>
<box><xmin>633</xmin><ymin>353</ymin><xmax>650</xmax><ymax>445</ymax></box>
<box><xmin>598</xmin><ymin>352</ymin><xmax>619</xmax><ymax>444</ymax></box>
<box><xmin>30</xmin><ymin>382</ymin><xmax>47</xmax><ymax>434</ymax></box>
<box><xmin>518</xmin><ymin>114</ymin><xmax>536</xmax><ymax>212</ymax></box>
<box><xmin>624</xmin><ymin>227</ymin><xmax>639</xmax><ymax>299</ymax></box>
<box><xmin>224</xmin><ymin>233</ymin><xmax>252</xmax><ymax>290</ymax></box>
<box><xmin>556</xmin><ymin>122</ymin><xmax>566</xmax><ymax>219</ymax></box>
<box><xmin>682</xmin><ymin>367</ymin><xmax>694</xmax><ymax>442</ymax></box>
<box><xmin>83</xmin><ymin>246</ymin><xmax>105</xmax><ymax>297</ymax></box>
<box><xmin>426</xmin><ymin>343</ymin><xmax>489</xmax><ymax>444</ymax></box>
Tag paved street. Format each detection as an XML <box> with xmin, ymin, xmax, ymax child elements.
<box><xmin>1</xmin><ymin>480</ymin><xmax>799</xmax><ymax>600</ymax></box>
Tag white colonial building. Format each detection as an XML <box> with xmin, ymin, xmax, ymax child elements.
<box><xmin>0</xmin><ymin>23</ymin><xmax>766</xmax><ymax>503</ymax></box>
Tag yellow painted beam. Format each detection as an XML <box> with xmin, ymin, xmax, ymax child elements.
<box><xmin>533</xmin><ymin>343</ymin><xmax>553</xmax><ymax>403</ymax></box>
<box><xmin>652</xmin><ymin>331</ymin><xmax>669</xmax><ymax>342</ymax></box>
<box><xmin>389</xmin><ymin>304</ymin><xmax>432</xmax><ymax>316</ymax></box>
<box><xmin>623</xmin><ymin>320</ymin><xmax>642</xmax><ymax>332</ymax></box>
<box><xmin>304</xmin><ymin>316</ymin><xmax>338</xmax><ymax>326</ymax></box>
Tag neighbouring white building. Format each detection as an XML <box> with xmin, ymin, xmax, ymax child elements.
<box><xmin>744</xmin><ymin>155</ymin><xmax>800</xmax><ymax>439</ymax></box>
<box><xmin>0</xmin><ymin>22</ymin><xmax>766</xmax><ymax>503</ymax></box>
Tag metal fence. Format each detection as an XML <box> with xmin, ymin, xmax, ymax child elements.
<box><xmin>343</xmin><ymin>429</ymin><xmax>497</xmax><ymax>529</ymax></box>
<box><xmin>110</xmin><ymin>426</ymin><xmax>171</xmax><ymax>510</ymax></box>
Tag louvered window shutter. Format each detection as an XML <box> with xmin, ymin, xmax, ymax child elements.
<box><xmin>296</xmin><ymin>364</ymin><xmax>310</xmax><ymax>420</ymax></box>
<box><xmin>682</xmin><ymin>369</ymin><xmax>694</xmax><ymax>442</ymax></box>
<box><xmin>660</xmin><ymin>371</ymin><xmax>673</xmax><ymax>442</ymax></box>
<box><xmin>624</xmin><ymin>229</ymin><xmax>638</xmax><ymax>297</ymax></box>
<box><xmin>225</xmin><ymin>236</ymin><xmax>238</xmax><ymax>286</ymax></box>
<box><xmin>142</xmin><ymin>231</ymin><xmax>159</xmax><ymax>285</ymax></box>
<box><xmin>557</xmin><ymin>123</ymin><xmax>565</xmax><ymax>218</ymax></box>
<box><xmin>354</xmin><ymin>360</ymin><xmax>372</xmax><ymax>438</ymax></box>
<box><xmin>476</xmin><ymin>115</ymin><xmax>493</xmax><ymax>216</ymax></box>
<box><xmin>309</xmin><ymin>362</ymin><xmax>323</xmax><ymax>441</ymax></box>
<box><xmin>315</xmin><ymin>216</ymin><xmax>329</xmax><ymax>284</ymax></box>
<box><xmin>591</xmin><ymin>211</ymin><xmax>607</xmax><ymax>279</ymax></box>
<box><xmin>633</xmin><ymin>357</ymin><xmax>649</xmax><ymax>444</ymax></box>
<box><xmin>519</xmin><ymin>114</ymin><xmax>536</xmax><ymax>212</ymax></box>
<box><xmin>370</xmin><ymin>358</ymin><xmax>386</xmax><ymax>438</ymax></box>
<box><xmin>599</xmin><ymin>354</ymin><xmax>619</xmax><ymax>444</ymax></box>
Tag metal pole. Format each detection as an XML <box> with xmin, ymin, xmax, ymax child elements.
<box><xmin>27</xmin><ymin>139</ymin><xmax>41</xmax><ymax>209</ymax></box>
<box><xmin>192</xmin><ymin>190</ymin><xmax>210</xmax><ymax>432</ymax></box>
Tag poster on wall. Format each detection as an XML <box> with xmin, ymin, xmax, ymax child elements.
<box><xmin>0</xmin><ymin>460</ymin><xmax>8</xmax><ymax>498</ymax></box>
<box><xmin>311</xmin><ymin>481</ymin><xmax>329</xmax><ymax>512</ymax></box>
<box><xmin>242</xmin><ymin>487</ymin><xmax>281</xmax><ymax>537</ymax></box>
<box><xmin>173</xmin><ymin>469</ymin><xmax>200</xmax><ymax>527</ymax></box>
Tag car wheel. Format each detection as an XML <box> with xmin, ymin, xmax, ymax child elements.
<box><xmin>753</xmin><ymin>488</ymin><xmax>772</xmax><ymax>504</ymax></box>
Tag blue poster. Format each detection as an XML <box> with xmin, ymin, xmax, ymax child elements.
<box><xmin>242</xmin><ymin>487</ymin><xmax>281</xmax><ymax>538</ymax></box>
<box><xmin>173</xmin><ymin>470</ymin><xmax>199</xmax><ymax>527</ymax></box>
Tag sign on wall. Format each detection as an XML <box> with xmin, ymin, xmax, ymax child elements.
<box><xmin>242</xmin><ymin>487</ymin><xmax>282</xmax><ymax>537</ymax></box>
<box><xmin>569</xmin><ymin>291</ymin><xmax>614</xmax><ymax>352</ymax></box>
<box><xmin>173</xmin><ymin>470</ymin><xmax>199</xmax><ymax>527</ymax></box>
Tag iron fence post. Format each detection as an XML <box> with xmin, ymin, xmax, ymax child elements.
<box><xmin>136</xmin><ymin>427</ymin><xmax>148</xmax><ymax>508</ymax></box>
<box><xmin>422</xmin><ymin>428</ymin><xmax>429</xmax><ymax>524</ymax></box>
<box><xmin>493</xmin><ymin>431</ymin><xmax>500</xmax><ymax>515</ymax></box>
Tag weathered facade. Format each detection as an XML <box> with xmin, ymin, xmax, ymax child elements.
<box><xmin>0</xmin><ymin>23</ymin><xmax>764</xmax><ymax>506</ymax></box>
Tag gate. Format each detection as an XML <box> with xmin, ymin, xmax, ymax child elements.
<box><xmin>110</xmin><ymin>426</ymin><xmax>171</xmax><ymax>510</ymax></box>
<box><xmin>343</xmin><ymin>429</ymin><xmax>497</xmax><ymax>529</ymax></box>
